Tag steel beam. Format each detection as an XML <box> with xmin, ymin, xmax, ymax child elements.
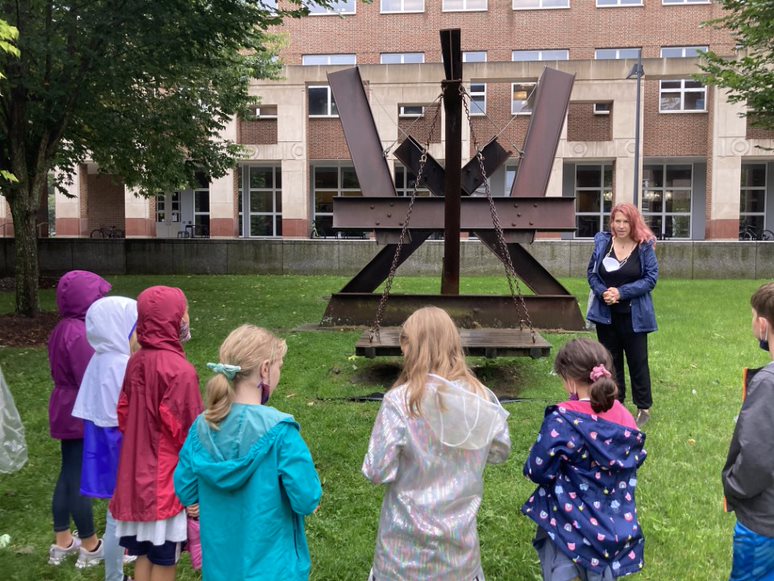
<box><xmin>321</xmin><ymin>293</ymin><xmax>586</xmax><ymax>331</ymax></box>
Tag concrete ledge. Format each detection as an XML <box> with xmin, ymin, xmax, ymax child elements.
<box><xmin>0</xmin><ymin>238</ymin><xmax>772</xmax><ymax>279</ymax></box>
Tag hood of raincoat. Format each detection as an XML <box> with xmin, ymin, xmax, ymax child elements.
<box><xmin>56</xmin><ymin>271</ymin><xmax>112</xmax><ymax>319</ymax></box>
<box><xmin>190</xmin><ymin>406</ymin><xmax>297</xmax><ymax>492</ymax></box>
<box><xmin>422</xmin><ymin>373</ymin><xmax>509</xmax><ymax>451</ymax></box>
<box><xmin>72</xmin><ymin>297</ymin><xmax>138</xmax><ymax>427</ymax></box>
<box><xmin>136</xmin><ymin>286</ymin><xmax>186</xmax><ymax>353</ymax></box>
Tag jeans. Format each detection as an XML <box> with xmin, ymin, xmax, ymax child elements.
<box><xmin>730</xmin><ymin>521</ymin><xmax>774</xmax><ymax>581</ymax></box>
<box><xmin>52</xmin><ymin>439</ymin><xmax>95</xmax><ymax>538</ymax></box>
<box><xmin>105</xmin><ymin>510</ymin><xmax>124</xmax><ymax>581</ymax></box>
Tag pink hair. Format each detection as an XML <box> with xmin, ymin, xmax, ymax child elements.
<box><xmin>609</xmin><ymin>203</ymin><xmax>656</xmax><ymax>246</ymax></box>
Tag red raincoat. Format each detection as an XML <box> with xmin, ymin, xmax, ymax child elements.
<box><xmin>110</xmin><ymin>286</ymin><xmax>202</xmax><ymax>522</ymax></box>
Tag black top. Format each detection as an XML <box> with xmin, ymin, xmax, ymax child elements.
<box><xmin>599</xmin><ymin>241</ymin><xmax>641</xmax><ymax>313</ymax></box>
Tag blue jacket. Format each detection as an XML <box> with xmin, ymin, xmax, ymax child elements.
<box><xmin>586</xmin><ymin>231</ymin><xmax>659</xmax><ymax>333</ymax></box>
<box><xmin>174</xmin><ymin>405</ymin><xmax>322</xmax><ymax>581</ymax></box>
<box><xmin>522</xmin><ymin>405</ymin><xmax>647</xmax><ymax>578</ymax></box>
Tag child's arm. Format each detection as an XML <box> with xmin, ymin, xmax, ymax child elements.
<box><xmin>487</xmin><ymin>415</ymin><xmax>511</xmax><ymax>465</ymax></box>
<box><xmin>277</xmin><ymin>425</ymin><xmax>322</xmax><ymax>516</ymax></box>
<box><xmin>174</xmin><ymin>423</ymin><xmax>199</xmax><ymax>507</ymax></box>
<box><xmin>723</xmin><ymin>379</ymin><xmax>774</xmax><ymax>500</ymax></box>
<box><xmin>362</xmin><ymin>396</ymin><xmax>406</xmax><ymax>485</ymax></box>
<box><xmin>523</xmin><ymin>411</ymin><xmax>576</xmax><ymax>487</ymax></box>
<box><xmin>160</xmin><ymin>366</ymin><xmax>204</xmax><ymax>449</ymax></box>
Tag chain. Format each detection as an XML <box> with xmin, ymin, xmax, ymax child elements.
<box><xmin>460</xmin><ymin>86</ymin><xmax>536</xmax><ymax>343</ymax></box>
<box><xmin>370</xmin><ymin>91</ymin><xmax>444</xmax><ymax>343</ymax></box>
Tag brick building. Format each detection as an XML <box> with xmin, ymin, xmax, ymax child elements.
<box><xmin>4</xmin><ymin>0</ymin><xmax>773</xmax><ymax>240</ymax></box>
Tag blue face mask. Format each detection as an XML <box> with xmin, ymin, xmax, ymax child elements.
<box><xmin>760</xmin><ymin>333</ymin><xmax>769</xmax><ymax>353</ymax></box>
<box><xmin>569</xmin><ymin>392</ymin><xmax>579</xmax><ymax>401</ymax></box>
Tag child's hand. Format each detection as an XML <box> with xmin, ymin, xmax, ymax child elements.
<box><xmin>186</xmin><ymin>504</ymin><xmax>200</xmax><ymax>518</ymax></box>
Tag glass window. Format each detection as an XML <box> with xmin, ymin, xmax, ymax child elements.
<box><xmin>575</xmin><ymin>165</ymin><xmax>613</xmax><ymax>238</ymax></box>
<box><xmin>399</xmin><ymin>105</ymin><xmax>424</xmax><ymax>117</ymax></box>
<box><xmin>463</xmin><ymin>51</ymin><xmax>487</xmax><ymax>62</ymax></box>
<box><xmin>381</xmin><ymin>0</ymin><xmax>425</xmax><ymax>12</ymax></box>
<box><xmin>239</xmin><ymin>165</ymin><xmax>282</xmax><ymax>237</ymax></box>
<box><xmin>312</xmin><ymin>165</ymin><xmax>364</xmax><ymax>238</ymax></box>
<box><xmin>662</xmin><ymin>0</ymin><xmax>710</xmax><ymax>4</ymax></box>
<box><xmin>513</xmin><ymin>0</ymin><xmax>570</xmax><ymax>8</ymax></box>
<box><xmin>642</xmin><ymin>164</ymin><xmax>692</xmax><ymax>239</ymax></box>
<box><xmin>308</xmin><ymin>86</ymin><xmax>338</xmax><ymax>117</ymax></box>
<box><xmin>380</xmin><ymin>52</ymin><xmax>425</xmax><ymax>64</ymax></box>
<box><xmin>302</xmin><ymin>54</ymin><xmax>357</xmax><ymax>66</ymax></box>
<box><xmin>470</xmin><ymin>83</ymin><xmax>486</xmax><ymax>116</ymax></box>
<box><xmin>395</xmin><ymin>165</ymin><xmax>431</xmax><ymax>197</ymax></box>
<box><xmin>442</xmin><ymin>0</ymin><xmax>487</xmax><ymax>11</ymax></box>
<box><xmin>193</xmin><ymin>184</ymin><xmax>210</xmax><ymax>237</ymax></box>
<box><xmin>512</xmin><ymin>49</ymin><xmax>569</xmax><ymax>61</ymax></box>
<box><xmin>594</xmin><ymin>102</ymin><xmax>612</xmax><ymax>115</ymax></box>
<box><xmin>596</xmin><ymin>0</ymin><xmax>642</xmax><ymax>5</ymax></box>
<box><xmin>660</xmin><ymin>46</ymin><xmax>708</xmax><ymax>58</ymax></box>
<box><xmin>512</xmin><ymin>83</ymin><xmax>535</xmax><ymax>115</ymax></box>
<box><xmin>307</xmin><ymin>0</ymin><xmax>356</xmax><ymax>14</ymax></box>
<box><xmin>659</xmin><ymin>79</ymin><xmax>706</xmax><ymax>113</ymax></box>
<box><xmin>740</xmin><ymin>163</ymin><xmax>767</xmax><ymax>237</ymax></box>
<box><xmin>595</xmin><ymin>47</ymin><xmax>641</xmax><ymax>60</ymax></box>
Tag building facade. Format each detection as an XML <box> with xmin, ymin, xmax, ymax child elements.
<box><xmin>4</xmin><ymin>0</ymin><xmax>773</xmax><ymax>241</ymax></box>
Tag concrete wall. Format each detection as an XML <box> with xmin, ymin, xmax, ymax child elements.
<box><xmin>0</xmin><ymin>239</ymin><xmax>771</xmax><ymax>280</ymax></box>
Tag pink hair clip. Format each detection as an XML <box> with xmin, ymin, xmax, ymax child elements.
<box><xmin>589</xmin><ymin>364</ymin><xmax>612</xmax><ymax>382</ymax></box>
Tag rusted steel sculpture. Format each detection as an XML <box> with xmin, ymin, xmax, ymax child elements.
<box><xmin>320</xmin><ymin>29</ymin><xmax>585</xmax><ymax>357</ymax></box>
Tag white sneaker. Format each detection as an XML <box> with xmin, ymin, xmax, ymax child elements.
<box><xmin>48</xmin><ymin>537</ymin><xmax>81</xmax><ymax>565</ymax></box>
<box><xmin>75</xmin><ymin>539</ymin><xmax>104</xmax><ymax>569</ymax></box>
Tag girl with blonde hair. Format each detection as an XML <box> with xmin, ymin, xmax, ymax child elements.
<box><xmin>174</xmin><ymin>325</ymin><xmax>322</xmax><ymax>580</ymax></box>
<box><xmin>363</xmin><ymin>306</ymin><xmax>511</xmax><ymax>581</ymax></box>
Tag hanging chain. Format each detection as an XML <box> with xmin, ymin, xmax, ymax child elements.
<box><xmin>459</xmin><ymin>85</ymin><xmax>536</xmax><ymax>343</ymax></box>
<box><xmin>370</xmin><ymin>91</ymin><xmax>444</xmax><ymax>343</ymax></box>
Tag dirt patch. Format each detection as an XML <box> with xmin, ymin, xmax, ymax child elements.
<box><xmin>0</xmin><ymin>312</ymin><xmax>59</xmax><ymax>347</ymax></box>
<box><xmin>0</xmin><ymin>276</ymin><xmax>59</xmax><ymax>293</ymax></box>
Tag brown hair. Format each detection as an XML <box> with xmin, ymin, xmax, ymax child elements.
<box><xmin>554</xmin><ymin>338</ymin><xmax>618</xmax><ymax>413</ymax></box>
<box><xmin>205</xmin><ymin>325</ymin><xmax>287</xmax><ymax>428</ymax></box>
<box><xmin>395</xmin><ymin>306</ymin><xmax>486</xmax><ymax>417</ymax></box>
<box><xmin>751</xmin><ymin>282</ymin><xmax>774</xmax><ymax>326</ymax></box>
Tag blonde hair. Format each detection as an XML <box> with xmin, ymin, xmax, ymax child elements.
<box><xmin>204</xmin><ymin>324</ymin><xmax>288</xmax><ymax>428</ymax></box>
<box><xmin>395</xmin><ymin>306</ymin><xmax>486</xmax><ymax>417</ymax></box>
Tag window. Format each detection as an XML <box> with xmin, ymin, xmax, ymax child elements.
<box><xmin>512</xmin><ymin>49</ymin><xmax>569</xmax><ymax>62</ymax></box>
<box><xmin>642</xmin><ymin>164</ymin><xmax>692</xmax><ymax>239</ymax></box>
<box><xmin>596</xmin><ymin>0</ymin><xmax>642</xmax><ymax>5</ymax></box>
<box><xmin>239</xmin><ymin>165</ymin><xmax>282</xmax><ymax>237</ymax></box>
<box><xmin>399</xmin><ymin>105</ymin><xmax>424</xmax><ymax>117</ymax></box>
<box><xmin>193</xmin><ymin>175</ymin><xmax>210</xmax><ymax>236</ymax></box>
<box><xmin>155</xmin><ymin>194</ymin><xmax>166</xmax><ymax>223</ymax></box>
<box><xmin>594</xmin><ymin>102</ymin><xmax>612</xmax><ymax>115</ymax></box>
<box><xmin>595</xmin><ymin>48</ymin><xmax>641</xmax><ymax>60</ymax></box>
<box><xmin>470</xmin><ymin>83</ymin><xmax>486</xmax><ymax>116</ymax></box>
<box><xmin>740</xmin><ymin>164</ymin><xmax>767</xmax><ymax>235</ymax></box>
<box><xmin>659</xmin><ymin>80</ymin><xmax>706</xmax><ymax>112</ymax></box>
<box><xmin>381</xmin><ymin>0</ymin><xmax>424</xmax><ymax>12</ymax></box>
<box><xmin>380</xmin><ymin>53</ymin><xmax>425</xmax><ymax>64</ymax></box>
<box><xmin>261</xmin><ymin>0</ymin><xmax>278</xmax><ymax>7</ymax></box>
<box><xmin>307</xmin><ymin>0</ymin><xmax>356</xmax><ymax>14</ymax></box>
<box><xmin>442</xmin><ymin>0</ymin><xmax>487</xmax><ymax>11</ymax></box>
<box><xmin>512</xmin><ymin>83</ymin><xmax>535</xmax><ymax>115</ymax></box>
<box><xmin>513</xmin><ymin>0</ymin><xmax>569</xmax><ymax>8</ymax></box>
<box><xmin>302</xmin><ymin>54</ymin><xmax>357</xmax><ymax>66</ymax></box>
<box><xmin>663</xmin><ymin>0</ymin><xmax>710</xmax><ymax>4</ymax></box>
<box><xmin>250</xmin><ymin>105</ymin><xmax>277</xmax><ymax>119</ymax></box>
<box><xmin>463</xmin><ymin>51</ymin><xmax>487</xmax><ymax>63</ymax></box>
<box><xmin>313</xmin><ymin>166</ymin><xmax>363</xmax><ymax>237</ymax></box>
<box><xmin>308</xmin><ymin>86</ymin><xmax>338</xmax><ymax>117</ymax></box>
<box><xmin>575</xmin><ymin>165</ymin><xmax>613</xmax><ymax>238</ymax></box>
<box><xmin>395</xmin><ymin>165</ymin><xmax>430</xmax><ymax>197</ymax></box>
<box><xmin>505</xmin><ymin>165</ymin><xmax>518</xmax><ymax>195</ymax></box>
<box><xmin>660</xmin><ymin>46</ymin><xmax>708</xmax><ymax>58</ymax></box>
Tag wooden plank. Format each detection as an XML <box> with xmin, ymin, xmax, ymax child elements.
<box><xmin>356</xmin><ymin>327</ymin><xmax>551</xmax><ymax>359</ymax></box>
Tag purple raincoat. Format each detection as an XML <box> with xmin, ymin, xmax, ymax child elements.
<box><xmin>48</xmin><ymin>270</ymin><xmax>111</xmax><ymax>440</ymax></box>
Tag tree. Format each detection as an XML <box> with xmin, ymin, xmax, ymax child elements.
<box><xmin>0</xmin><ymin>19</ymin><xmax>19</xmax><ymax>184</ymax></box>
<box><xmin>0</xmin><ymin>0</ymin><xmax>334</xmax><ymax>316</ymax></box>
<box><xmin>700</xmin><ymin>0</ymin><xmax>774</xmax><ymax>130</ymax></box>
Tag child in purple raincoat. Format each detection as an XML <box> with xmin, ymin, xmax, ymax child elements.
<box><xmin>47</xmin><ymin>270</ymin><xmax>111</xmax><ymax>568</ymax></box>
<box><xmin>522</xmin><ymin>338</ymin><xmax>647</xmax><ymax>580</ymax></box>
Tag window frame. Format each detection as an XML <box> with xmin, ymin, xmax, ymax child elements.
<box><xmin>662</xmin><ymin>0</ymin><xmax>711</xmax><ymax>4</ymax></box>
<box><xmin>380</xmin><ymin>52</ymin><xmax>425</xmax><ymax>65</ymax></box>
<box><xmin>593</xmin><ymin>103</ymin><xmax>612</xmax><ymax>115</ymax></box>
<box><xmin>463</xmin><ymin>51</ymin><xmax>488</xmax><ymax>63</ymax></box>
<box><xmin>740</xmin><ymin>163</ymin><xmax>767</xmax><ymax>234</ymax></box>
<box><xmin>302</xmin><ymin>54</ymin><xmax>357</xmax><ymax>66</ymax></box>
<box><xmin>512</xmin><ymin>49</ymin><xmax>570</xmax><ymax>62</ymax></box>
<box><xmin>306</xmin><ymin>0</ymin><xmax>356</xmax><ymax>15</ymax></box>
<box><xmin>594</xmin><ymin>47</ymin><xmax>642</xmax><ymax>60</ymax></box>
<box><xmin>380</xmin><ymin>0</ymin><xmax>425</xmax><ymax>13</ymax></box>
<box><xmin>308</xmin><ymin>85</ymin><xmax>339</xmax><ymax>118</ymax></box>
<box><xmin>442</xmin><ymin>0</ymin><xmax>488</xmax><ymax>12</ymax></box>
<box><xmin>642</xmin><ymin>163</ymin><xmax>693</xmax><ymax>239</ymax></box>
<box><xmin>312</xmin><ymin>164</ymin><xmax>364</xmax><ymax>238</ymax></box>
<box><xmin>399</xmin><ymin>105</ymin><xmax>425</xmax><ymax>118</ymax></box>
<box><xmin>511</xmin><ymin>82</ymin><xmax>536</xmax><ymax>115</ymax></box>
<box><xmin>469</xmin><ymin>83</ymin><xmax>487</xmax><ymax>116</ymax></box>
<box><xmin>596</xmin><ymin>0</ymin><xmax>643</xmax><ymax>6</ymax></box>
<box><xmin>660</xmin><ymin>46</ymin><xmax>708</xmax><ymax>58</ymax></box>
<box><xmin>574</xmin><ymin>164</ymin><xmax>613</xmax><ymax>239</ymax></box>
<box><xmin>512</xmin><ymin>0</ymin><xmax>570</xmax><ymax>9</ymax></box>
<box><xmin>659</xmin><ymin>79</ymin><xmax>707</xmax><ymax>113</ymax></box>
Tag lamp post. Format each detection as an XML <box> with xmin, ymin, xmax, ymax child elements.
<box><xmin>627</xmin><ymin>54</ymin><xmax>644</xmax><ymax>208</ymax></box>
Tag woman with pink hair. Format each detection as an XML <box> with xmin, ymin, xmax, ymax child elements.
<box><xmin>587</xmin><ymin>203</ymin><xmax>659</xmax><ymax>428</ymax></box>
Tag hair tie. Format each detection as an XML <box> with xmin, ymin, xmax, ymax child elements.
<box><xmin>589</xmin><ymin>364</ymin><xmax>612</xmax><ymax>382</ymax></box>
<box><xmin>207</xmin><ymin>362</ymin><xmax>242</xmax><ymax>380</ymax></box>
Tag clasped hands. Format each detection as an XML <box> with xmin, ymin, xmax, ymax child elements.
<box><xmin>602</xmin><ymin>287</ymin><xmax>620</xmax><ymax>305</ymax></box>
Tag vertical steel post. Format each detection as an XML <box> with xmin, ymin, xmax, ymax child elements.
<box><xmin>440</xmin><ymin>29</ymin><xmax>462</xmax><ymax>295</ymax></box>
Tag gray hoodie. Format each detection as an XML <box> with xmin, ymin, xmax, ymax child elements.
<box><xmin>722</xmin><ymin>361</ymin><xmax>774</xmax><ymax>537</ymax></box>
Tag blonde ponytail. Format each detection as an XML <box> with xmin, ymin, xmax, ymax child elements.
<box><xmin>204</xmin><ymin>374</ymin><xmax>235</xmax><ymax>428</ymax></box>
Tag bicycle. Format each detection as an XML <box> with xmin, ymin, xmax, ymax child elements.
<box><xmin>90</xmin><ymin>225</ymin><xmax>125</xmax><ymax>239</ymax></box>
<box><xmin>739</xmin><ymin>224</ymin><xmax>774</xmax><ymax>241</ymax></box>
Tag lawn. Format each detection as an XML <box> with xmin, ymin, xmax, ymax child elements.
<box><xmin>0</xmin><ymin>275</ymin><xmax>767</xmax><ymax>580</ymax></box>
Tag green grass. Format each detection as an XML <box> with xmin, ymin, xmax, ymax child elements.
<box><xmin>0</xmin><ymin>275</ymin><xmax>767</xmax><ymax>580</ymax></box>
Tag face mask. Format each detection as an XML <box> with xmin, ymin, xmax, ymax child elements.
<box><xmin>569</xmin><ymin>393</ymin><xmax>580</xmax><ymax>401</ymax></box>
<box><xmin>179</xmin><ymin>320</ymin><xmax>191</xmax><ymax>343</ymax></box>
<box><xmin>760</xmin><ymin>326</ymin><xmax>770</xmax><ymax>352</ymax></box>
<box><xmin>258</xmin><ymin>380</ymin><xmax>271</xmax><ymax>405</ymax></box>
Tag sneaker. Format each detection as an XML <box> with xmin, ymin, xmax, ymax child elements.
<box><xmin>75</xmin><ymin>539</ymin><xmax>104</xmax><ymax>569</ymax></box>
<box><xmin>48</xmin><ymin>537</ymin><xmax>81</xmax><ymax>565</ymax></box>
<box><xmin>635</xmin><ymin>409</ymin><xmax>651</xmax><ymax>429</ymax></box>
